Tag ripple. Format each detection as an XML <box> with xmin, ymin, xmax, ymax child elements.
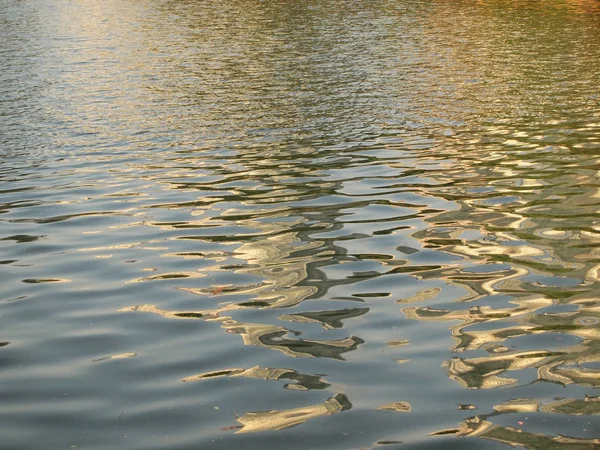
<box><xmin>1</xmin><ymin>0</ymin><xmax>600</xmax><ymax>448</ymax></box>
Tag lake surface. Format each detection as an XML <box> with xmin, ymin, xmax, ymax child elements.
<box><xmin>1</xmin><ymin>0</ymin><xmax>600</xmax><ymax>448</ymax></box>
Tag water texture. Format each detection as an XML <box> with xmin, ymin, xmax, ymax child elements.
<box><xmin>1</xmin><ymin>0</ymin><xmax>599</xmax><ymax>449</ymax></box>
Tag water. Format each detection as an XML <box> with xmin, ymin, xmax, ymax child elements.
<box><xmin>1</xmin><ymin>0</ymin><xmax>599</xmax><ymax>448</ymax></box>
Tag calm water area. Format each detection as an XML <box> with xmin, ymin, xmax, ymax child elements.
<box><xmin>1</xmin><ymin>0</ymin><xmax>600</xmax><ymax>448</ymax></box>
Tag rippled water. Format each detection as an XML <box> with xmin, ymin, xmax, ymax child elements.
<box><xmin>1</xmin><ymin>0</ymin><xmax>600</xmax><ymax>448</ymax></box>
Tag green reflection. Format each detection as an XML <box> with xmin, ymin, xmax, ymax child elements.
<box><xmin>434</xmin><ymin>396</ymin><xmax>600</xmax><ymax>449</ymax></box>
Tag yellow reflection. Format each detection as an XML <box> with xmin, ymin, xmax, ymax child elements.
<box><xmin>92</xmin><ymin>353</ymin><xmax>137</xmax><ymax>362</ymax></box>
<box><xmin>445</xmin><ymin>350</ymin><xmax>560</xmax><ymax>389</ymax></box>
<box><xmin>377</xmin><ymin>402</ymin><xmax>411</xmax><ymax>413</ymax></box>
<box><xmin>233</xmin><ymin>393</ymin><xmax>351</xmax><ymax>433</ymax></box>
<box><xmin>402</xmin><ymin>295</ymin><xmax>552</xmax><ymax>325</ymax></box>
<box><xmin>182</xmin><ymin>365</ymin><xmax>331</xmax><ymax>391</ymax></box>
<box><xmin>434</xmin><ymin>396</ymin><xmax>600</xmax><ymax>448</ymax></box>
<box><xmin>120</xmin><ymin>303</ymin><xmax>363</xmax><ymax>359</ymax></box>
<box><xmin>279</xmin><ymin>307</ymin><xmax>369</xmax><ymax>330</ymax></box>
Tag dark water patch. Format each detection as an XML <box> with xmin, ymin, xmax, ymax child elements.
<box><xmin>0</xmin><ymin>234</ymin><xmax>46</xmax><ymax>243</ymax></box>
<box><xmin>21</xmin><ymin>278</ymin><xmax>70</xmax><ymax>284</ymax></box>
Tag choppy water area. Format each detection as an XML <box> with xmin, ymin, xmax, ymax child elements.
<box><xmin>1</xmin><ymin>0</ymin><xmax>600</xmax><ymax>448</ymax></box>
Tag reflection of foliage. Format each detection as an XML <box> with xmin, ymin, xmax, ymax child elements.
<box><xmin>402</xmin><ymin>105</ymin><xmax>600</xmax><ymax>447</ymax></box>
<box><xmin>182</xmin><ymin>365</ymin><xmax>331</xmax><ymax>391</ymax></box>
<box><xmin>433</xmin><ymin>396</ymin><xmax>600</xmax><ymax>449</ymax></box>
<box><xmin>452</xmin><ymin>417</ymin><xmax>599</xmax><ymax>450</ymax></box>
<box><xmin>443</xmin><ymin>313</ymin><xmax>599</xmax><ymax>389</ymax></box>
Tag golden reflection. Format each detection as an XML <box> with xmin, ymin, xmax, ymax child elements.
<box><xmin>435</xmin><ymin>417</ymin><xmax>600</xmax><ymax>449</ymax></box>
<box><xmin>377</xmin><ymin>402</ymin><xmax>411</xmax><ymax>413</ymax></box>
<box><xmin>434</xmin><ymin>396</ymin><xmax>600</xmax><ymax>448</ymax></box>
<box><xmin>92</xmin><ymin>353</ymin><xmax>137</xmax><ymax>362</ymax></box>
<box><xmin>6</xmin><ymin>0</ymin><xmax>600</xmax><ymax>448</ymax></box>
<box><xmin>82</xmin><ymin>0</ymin><xmax>600</xmax><ymax>446</ymax></box>
<box><xmin>168</xmin><ymin>215</ymin><xmax>325</xmax><ymax>309</ymax></box>
<box><xmin>279</xmin><ymin>307</ymin><xmax>369</xmax><ymax>330</ymax></box>
<box><xmin>394</xmin><ymin>83</ymin><xmax>600</xmax><ymax>444</ymax></box>
<box><xmin>395</xmin><ymin>287</ymin><xmax>441</xmax><ymax>304</ymax></box>
<box><xmin>219</xmin><ymin>219</ymin><xmax>321</xmax><ymax>309</ymax></box>
<box><xmin>128</xmin><ymin>270</ymin><xmax>207</xmax><ymax>283</ymax></box>
<box><xmin>402</xmin><ymin>295</ymin><xmax>552</xmax><ymax>325</ymax></box>
<box><xmin>181</xmin><ymin>365</ymin><xmax>331</xmax><ymax>391</ymax></box>
<box><xmin>444</xmin><ymin>350</ymin><xmax>562</xmax><ymax>389</ymax></box>
<box><xmin>120</xmin><ymin>303</ymin><xmax>363</xmax><ymax>359</ymax></box>
<box><xmin>233</xmin><ymin>393</ymin><xmax>351</xmax><ymax>433</ymax></box>
<box><xmin>398</xmin><ymin>85</ymin><xmax>600</xmax><ymax>403</ymax></box>
<box><xmin>386</xmin><ymin>340</ymin><xmax>410</xmax><ymax>348</ymax></box>
<box><xmin>424</xmin><ymin>293</ymin><xmax>600</xmax><ymax>389</ymax></box>
<box><xmin>475</xmin><ymin>0</ymin><xmax>600</xmax><ymax>15</ymax></box>
<box><xmin>492</xmin><ymin>396</ymin><xmax>600</xmax><ymax>415</ymax></box>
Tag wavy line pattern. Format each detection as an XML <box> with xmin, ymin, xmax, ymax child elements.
<box><xmin>1</xmin><ymin>0</ymin><xmax>599</xmax><ymax>449</ymax></box>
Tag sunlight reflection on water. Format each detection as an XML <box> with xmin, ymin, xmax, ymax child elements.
<box><xmin>1</xmin><ymin>0</ymin><xmax>599</xmax><ymax>448</ymax></box>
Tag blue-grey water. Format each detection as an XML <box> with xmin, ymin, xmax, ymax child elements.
<box><xmin>1</xmin><ymin>0</ymin><xmax>600</xmax><ymax>449</ymax></box>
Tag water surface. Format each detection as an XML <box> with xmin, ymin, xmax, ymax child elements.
<box><xmin>1</xmin><ymin>0</ymin><xmax>599</xmax><ymax>448</ymax></box>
